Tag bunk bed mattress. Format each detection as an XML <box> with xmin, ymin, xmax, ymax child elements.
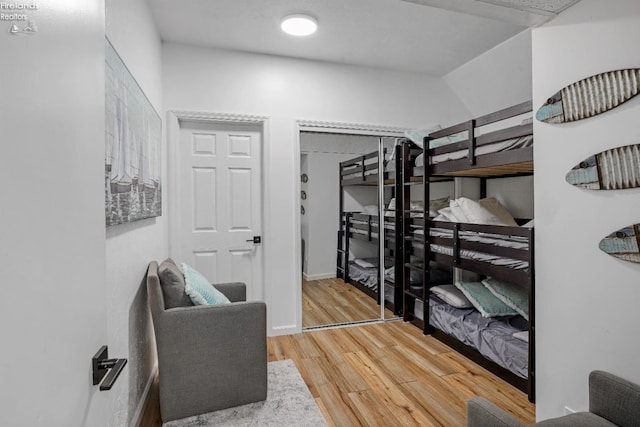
<box><xmin>415</xmin><ymin>296</ymin><xmax>528</xmax><ymax>378</ymax></box>
<box><xmin>348</xmin><ymin>261</ymin><xmax>379</xmax><ymax>290</ymax></box>
<box><xmin>412</xmin><ymin>228</ymin><xmax>529</xmax><ymax>270</ymax></box>
<box><xmin>348</xmin><ymin>257</ymin><xmax>394</xmax><ymax>290</ymax></box>
<box><xmin>415</xmin><ymin>134</ymin><xmax>533</xmax><ymax>166</ymax></box>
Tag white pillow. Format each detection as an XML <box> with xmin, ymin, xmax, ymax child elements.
<box><xmin>478</xmin><ymin>197</ymin><xmax>518</xmax><ymax>226</ymax></box>
<box><xmin>354</xmin><ymin>258</ymin><xmax>375</xmax><ymax>268</ymax></box>
<box><xmin>437</xmin><ymin>207</ymin><xmax>460</xmax><ymax>222</ymax></box>
<box><xmin>449</xmin><ymin>199</ymin><xmax>471</xmax><ymax>223</ymax></box>
<box><xmin>513</xmin><ymin>331</ymin><xmax>529</xmax><ymax>342</ymax></box>
<box><xmin>522</xmin><ymin>219</ymin><xmax>534</xmax><ymax>228</ymax></box>
<box><xmin>431</xmin><ymin>284</ymin><xmax>473</xmax><ymax>309</ymax></box>
<box><xmin>450</xmin><ymin>197</ymin><xmax>504</xmax><ymax>225</ymax></box>
<box><xmin>387</xmin><ymin>198</ymin><xmax>396</xmax><ymax>210</ymax></box>
<box><xmin>362</xmin><ymin>205</ymin><xmax>378</xmax><ymax>216</ymax></box>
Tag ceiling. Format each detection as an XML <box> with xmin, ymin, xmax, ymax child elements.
<box><xmin>147</xmin><ymin>0</ymin><xmax>580</xmax><ymax>76</ymax></box>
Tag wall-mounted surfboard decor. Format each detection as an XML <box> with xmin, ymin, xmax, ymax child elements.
<box><xmin>536</xmin><ymin>69</ymin><xmax>640</xmax><ymax>123</ymax></box>
<box><xmin>566</xmin><ymin>143</ymin><xmax>640</xmax><ymax>190</ymax></box>
<box><xmin>599</xmin><ymin>224</ymin><xmax>640</xmax><ymax>264</ymax></box>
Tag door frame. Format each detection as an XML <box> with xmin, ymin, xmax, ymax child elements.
<box><xmin>294</xmin><ymin>119</ymin><xmax>406</xmax><ymax>328</ymax></box>
<box><xmin>167</xmin><ymin>110</ymin><xmax>270</xmax><ymax>305</ymax></box>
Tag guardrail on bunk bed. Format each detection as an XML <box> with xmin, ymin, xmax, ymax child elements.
<box><xmin>425</xmin><ymin>100</ymin><xmax>533</xmax><ymax>177</ymax></box>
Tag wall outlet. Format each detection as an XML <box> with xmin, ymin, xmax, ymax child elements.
<box><xmin>563</xmin><ymin>406</ymin><xmax>576</xmax><ymax>415</ymax></box>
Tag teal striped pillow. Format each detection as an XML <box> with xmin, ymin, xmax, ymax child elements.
<box><xmin>454</xmin><ymin>281</ymin><xmax>518</xmax><ymax>318</ymax></box>
<box><xmin>482</xmin><ymin>277</ymin><xmax>529</xmax><ymax>320</ymax></box>
<box><xmin>181</xmin><ymin>263</ymin><xmax>231</xmax><ymax>305</ymax></box>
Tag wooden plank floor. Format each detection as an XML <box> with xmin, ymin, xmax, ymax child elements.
<box><xmin>270</xmin><ymin>321</ymin><xmax>535</xmax><ymax>426</ymax></box>
<box><xmin>303</xmin><ymin>277</ymin><xmax>394</xmax><ymax>328</ymax></box>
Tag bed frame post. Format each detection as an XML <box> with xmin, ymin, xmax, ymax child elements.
<box><xmin>528</xmin><ymin>226</ymin><xmax>536</xmax><ymax>402</ymax></box>
<box><xmin>468</xmin><ymin>119</ymin><xmax>476</xmax><ymax>166</ymax></box>
<box><xmin>344</xmin><ymin>213</ymin><xmax>351</xmax><ymax>283</ymax></box>
<box><xmin>423</xmin><ymin>137</ymin><xmax>433</xmax><ymax>335</ymax></box>
<box><xmin>394</xmin><ymin>142</ymin><xmax>404</xmax><ymax>316</ymax></box>
<box><xmin>401</xmin><ymin>142</ymin><xmax>413</xmax><ymax>322</ymax></box>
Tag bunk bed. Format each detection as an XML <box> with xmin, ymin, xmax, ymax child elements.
<box><xmin>336</xmin><ymin>149</ymin><xmax>402</xmax><ymax>314</ymax></box>
<box><xmin>400</xmin><ymin>100</ymin><xmax>536</xmax><ymax>402</ymax></box>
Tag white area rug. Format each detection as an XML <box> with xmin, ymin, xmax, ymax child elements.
<box><xmin>163</xmin><ymin>359</ymin><xmax>327</xmax><ymax>427</ymax></box>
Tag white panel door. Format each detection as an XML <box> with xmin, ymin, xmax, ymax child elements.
<box><xmin>178</xmin><ymin>121</ymin><xmax>263</xmax><ymax>300</ymax></box>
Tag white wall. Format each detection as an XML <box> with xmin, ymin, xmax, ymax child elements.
<box><xmin>162</xmin><ymin>44</ymin><xmax>470</xmax><ymax>334</ymax></box>
<box><xmin>304</xmin><ymin>152</ymin><xmax>350</xmax><ymax>278</ymax></box>
<box><xmin>487</xmin><ymin>175</ymin><xmax>534</xmax><ymax>219</ymax></box>
<box><xmin>444</xmin><ymin>29</ymin><xmax>533</xmax><ymax>117</ymax></box>
<box><xmin>105</xmin><ymin>0</ymin><xmax>166</xmax><ymax>425</ymax></box>
<box><xmin>532</xmin><ymin>0</ymin><xmax>640</xmax><ymax>420</ymax></box>
<box><xmin>0</xmin><ymin>2</ymin><xmax>109</xmax><ymax>426</ymax></box>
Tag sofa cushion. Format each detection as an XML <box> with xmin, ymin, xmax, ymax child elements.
<box><xmin>158</xmin><ymin>258</ymin><xmax>193</xmax><ymax>309</ymax></box>
<box><xmin>181</xmin><ymin>263</ymin><xmax>231</xmax><ymax>305</ymax></box>
<box><xmin>535</xmin><ymin>412</ymin><xmax>616</xmax><ymax>426</ymax></box>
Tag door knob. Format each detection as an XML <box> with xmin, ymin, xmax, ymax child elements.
<box><xmin>246</xmin><ymin>236</ymin><xmax>261</xmax><ymax>244</ymax></box>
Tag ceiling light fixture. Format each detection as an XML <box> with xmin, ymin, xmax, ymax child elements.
<box><xmin>281</xmin><ymin>14</ymin><xmax>318</xmax><ymax>36</ymax></box>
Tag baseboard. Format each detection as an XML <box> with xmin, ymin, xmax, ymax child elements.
<box><xmin>132</xmin><ymin>365</ymin><xmax>158</xmax><ymax>427</ymax></box>
<box><xmin>302</xmin><ymin>272</ymin><xmax>336</xmax><ymax>281</ymax></box>
<box><xmin>270</xmin><ymin>324</ymin><xmax>300</xmax><ymax>336</ymax></box>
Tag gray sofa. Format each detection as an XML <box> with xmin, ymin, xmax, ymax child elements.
<box><xmin>467</xmin><ymin>371</ymin><xmax>640</xmax><ymax>426</ymax></box>
<box><xmin>147</xmin><ymin>259</ymin><xmax>268</xmax><ymax>422</ymax></box>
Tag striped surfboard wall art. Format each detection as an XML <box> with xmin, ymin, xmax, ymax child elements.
<box><xmin>599</xmin><ymin>224</ymin><xmax>640</xmax><ymax>264</ymax></box>
<box><xmin>537</xmin><ymin>69</ymin><xmax>640</xmax><ymax>123</ymax></box>
<box><xmin>566</xmin><ymin>143</ymin><xmax>640</xmax><ymax>190</ymax></box>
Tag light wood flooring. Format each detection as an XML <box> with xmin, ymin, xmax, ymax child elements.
<box><xmin>303</xmin><ymin>277</ymin><xmax>394</xmax><ymax>328</ymax></box>
<box><xmin>270</xmin><ymin>321</ymin><xmax>534</xmax><ymax>426</ymax></box>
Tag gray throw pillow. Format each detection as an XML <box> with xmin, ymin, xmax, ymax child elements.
<box><xmin>158</xmin><ymin>258</ymin><xmax>193</xmax><ymax>309</ymax></box>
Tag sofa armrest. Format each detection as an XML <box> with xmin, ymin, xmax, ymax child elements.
<box><xmin>467</xmin><ymin>397</ymin><xmax>525</xmax><ymax>427</ymax></box>
<box><xmin>155</xmin><ymin>301</ymin><xmax>267</xmax><ymax>421</ymax></box>
<box><xmin>589</xmin><ymin>370</ymin><xmax>640</xmax><ymax>427</ymax></box>
<box><xmin>213</xmin><ymin>282</ymin><xmax>246</xmax><ymax>302</ymax></box>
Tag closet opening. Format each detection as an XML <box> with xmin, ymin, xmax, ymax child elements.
<box><xmin>297</xmin><ymin>126</ymin><xmax>403</xmax><ymax>330</ymax></box>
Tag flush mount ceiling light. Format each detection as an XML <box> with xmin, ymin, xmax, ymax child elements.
<box><xmin>281</xmin><ymin>14</ymin><xmax>318</xmax><ymax>36</ymax></box>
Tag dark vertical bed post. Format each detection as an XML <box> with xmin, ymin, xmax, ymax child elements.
<box><xmin>376</xmin><ymin>143</ymin><xmax>382</xmax><ymax>309</ymax></box>
<box><xmin>394</xmin><ymin>142</ymin><xmax>404</xmax><ymax>316</ymax></box>
<box><xmin>337</xmin><ymin>161</ymin><xmax>344</xmax><ymax>279</ymax></box>
<box><xmin>480</xmin><ymin>178</ymin><xmax>487</xmax><ymax>199</ymax></box>
<box><xmin>344</xmin><ymin>213</ymin><xmax>351</xmax><ymax>283</ymax></box>
<box><xmin>468</xmin><ymin>119</ymin><xmax>476</xmax><ymax>166</ymax></box>
<box><xmin>423</xmin><ymin>135</ymin><xmax>432</xmax><ymax>334</ymax></box>
<box><xmin>401</xmin><ymin>142</ymin><xmax>412</xmax><ymax>322</ymax></box>
<box><xmin>528</xmin><ymin>226</ymin><xmax>536</xmax><ymax>402</ymax></box>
